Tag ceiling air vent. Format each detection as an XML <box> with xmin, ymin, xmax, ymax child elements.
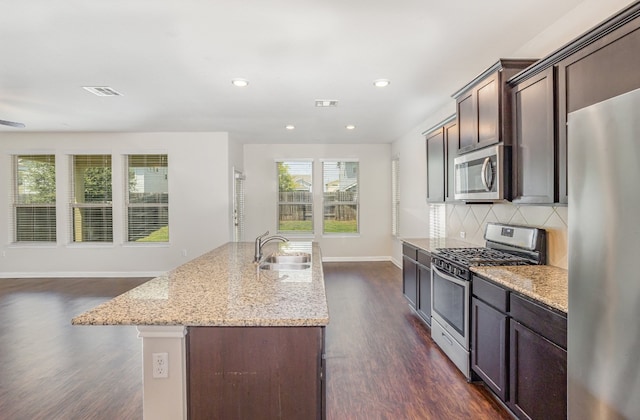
<box><xmin>315</xmin><ymin>99</ymin><xmax>338</xmax><ymax>107</ymax></box>
<box><xmin>83</xmin><ymin>86</ymin><xmax>123</xmax><ymax>97</ymax></box>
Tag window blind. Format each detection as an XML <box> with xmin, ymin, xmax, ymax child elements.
<box><xmin>322</xmin><ymin>161</ymin><xmax>359</xmax><ymax>234</ymax></box>
<box><xmin>71</xmin><ymin>154</ymin><xmax>113</xmax><ymax>242</ymax></box>
<box><xmin>392</xmin><ymin>158</ymin><xmax>400</xmax><ymax>237</ymax></box>
<box><xmin>13</xmin><ymin>155</ymin><xmax>57</xmax><ymax>242</ymax></box>
<box><xmin>277</xmin><ymin>161</ymin><xmax>313</xmax><ymax>234</ymax></box>
<box><xmin>126</xmin><ymin>154</ymin><xmax>169</xmax><ymax>242</ymax></box>
<box><xmin>234</xmin><ymin>170</ymin><xmax>245</xmax><ymax>242</ymax></box>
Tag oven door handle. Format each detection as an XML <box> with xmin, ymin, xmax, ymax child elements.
<box><xmin>432</xmin><ymin>265</ymin><xmax>467</xmax><ymax>287</ymax></box>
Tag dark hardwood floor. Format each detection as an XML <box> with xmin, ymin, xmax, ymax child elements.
<box><xmin>0</xmin><ymin>263</ymin><xmax>510</xmax><ymax>419</ymax></box>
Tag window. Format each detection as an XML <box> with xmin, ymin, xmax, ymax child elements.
<box><xmin>233</xmin><ymin>170</ymin><xmax>245</xmax><ymax>242</ymax></box>
<box><xmin>13</xmin><ymin>155</ymin><xmax>56</xmax><ymax>242</ymax></box>
<box><xmin>277</xmin><ymin>161</ymin><xmax>313</xmax><ymax>234</ymax></box>
<box><xmin>127</xmin><ymin>155</ymin><xmax>169</xmax><ymax>242</ymax></box>
<box><xmin>392</xmin><ymin>157</ymin><xmax>400</xmax><ymax>236</ymax></box>
<box><xmin>323</xmin><ymin>161</ymin><xmax>359</xmax><ymax>234</ymax></box>
<box><xmin>71</xmin><ymin>155</ymin><xmax>113</xmax><ymax>242</ymax></box>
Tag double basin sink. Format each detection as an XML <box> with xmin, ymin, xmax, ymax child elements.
<box><xmin>259</xmin><ymin>253</ymin><xmax>311</xmax><ymax>271</ymax></box>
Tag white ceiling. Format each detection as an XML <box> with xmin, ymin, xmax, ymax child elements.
<box><xmin>0</xmin><ymin>0</ymin><xmax>594</xmax><ymax>143</ymax></box>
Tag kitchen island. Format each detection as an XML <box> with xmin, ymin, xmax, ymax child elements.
<box><xmin>73</xmin><ymin>241</ymin><xmax>328</xmax><ymax>420</ymax></box>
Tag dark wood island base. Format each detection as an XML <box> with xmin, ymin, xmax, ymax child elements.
<box><xmin>187</xmin><ymin>326</ymin><xmax>326</xmax><ymax>420</ymax></box>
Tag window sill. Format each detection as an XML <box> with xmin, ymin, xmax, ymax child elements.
<box><xmin>9</xmin><ymin>242</ymin><xmax>58</xmax><ymax>249</ymax></box>
<box><xmin>66</xmin><ymin>243</ymin><xmax>115</xmax><ymax>249</ymax></box>
<box><xmin>122</xmin><ymin>242</ymin><xmax>171</xmax><ymax>248</ymax></box>
<box><xmin>321</xmin><ymin>233</ymin><xmax>361</xmax><ymax>239</ymax></box>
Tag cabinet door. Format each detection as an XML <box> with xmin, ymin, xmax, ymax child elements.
<box><xmin>402</xmin><ymin>256</ymin><xmax>418</xmax><ymax>308</ymax></box>
<box><xmin>512</xmin><ymin>68</ymin><xmax>556</xmax><ymax>204</ymax></box>
<box><xmin>471</xmin><ymin>297</ymin><xmax>508</xmax><ymax>401</ymax></box>
<box><xmin>457</xmin><ymin>91</ymin><xmax>476</xmax><ymax>152</ymax></box>
<box><xmin>557</xmin><ymin>21</ymin><xmax>640</xmax><ymax>205</ymax></box>
<box><xmin>509</xmin><ymin>319</ymin><xmax>567</xmax><ymax>420</ymax></box>
<box><xmin>417</xmin><ymin>264</ymin><xmax>431</xmax><ymax>324</ymax></box>
<box><xmin>444</xmin><ymin>119</ymin><xmax>458</xmax><ymax>202</ymax></box>
<box><xmin>476</xmin><ymin>72</ymin><xmax>500</xmax><ymax>148</ymax></box>
<box><xmin>426</xmin><ymin>128</ymin><xmax>445</xmax><ymax>202</ymax></box>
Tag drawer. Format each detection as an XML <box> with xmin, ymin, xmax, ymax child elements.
<box><xmin>510</xmin><ymin>293</ymin><xmax>567</xmax><ymax>349</ymax></box>
<box><xmin>402</xmin><ymin>243</ymin><xmax>418</xmax><ymax>260</ymax></box>
<box><xmin>417</xmin><ymin>250</ymin><xmax>431</xmax><ymax>268</ymax></box>
<box><xmin>472</xmin><ymin>276</ymin><xmax>509</xmax><ymax>313</ymax></box>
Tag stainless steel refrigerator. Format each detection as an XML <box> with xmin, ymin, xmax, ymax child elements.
<box><xmin>568</xmin><ymin>87</ymin><xmax>640</xmax><ymax>419</ymax></box>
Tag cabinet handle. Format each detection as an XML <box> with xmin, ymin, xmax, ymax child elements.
<box><xmin>441</xmin><ymin>332</ymin><xmax>454</xmax><ymax>346</ymax></box>
<box><xmin>481</xmin><ymin>157</ymin><xmax>494</xmax><ymax>191</ymax></box>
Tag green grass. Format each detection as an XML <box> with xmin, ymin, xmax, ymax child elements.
<box><xmin>136</xmin><ymin>226</ymin><xmax>169</xmax><ymax>242</ymax></box>
<box><xmin>324</xmin><ymin>220</ymin><xmax>357</xmax><ymax>233</ymax></box>
<box><xmin>279</xmin><ymin>220</ymin><xmax>313</xmax><ymax>232</ymax></box>
<box><xmin>278</xmin><ymin>220</ymin><xmax>357</xmax><ymax>233</ymax></box>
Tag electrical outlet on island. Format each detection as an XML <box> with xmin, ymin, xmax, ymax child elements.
<box><xmin>459</xmin><ymin>231</ymin><xmax>466</xmax><ymax>239</ymax></box>
<box><xmin>152</xmin><ymin>352</ymin><xmax>169</xmax><ymax>379</ymax></box>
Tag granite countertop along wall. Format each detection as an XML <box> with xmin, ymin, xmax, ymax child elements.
<box><xmin>471</xmin><ymin>265</ymin><xmax>568</xmax><ymax>313</ymax></box>
<box><xmin>72</xmin><ymin>241</ymin><xmax>329</xmax><ymax>327</ymax></box>
<box><xmin>402</xmin><ymin>237</ymin><xmax>568</xmax><ymax>314</ymax></box>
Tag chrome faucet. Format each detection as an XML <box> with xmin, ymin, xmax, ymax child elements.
<box><xmin>254</xmin><ymin>230</ymin><xmax>289</xmax><ymax>262</ymax></box>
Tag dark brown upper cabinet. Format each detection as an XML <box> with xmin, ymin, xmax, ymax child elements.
<box><xmin>510</xmin><ymin>67</ymin><xmax>557</xmax><ymax>204</ymax></box>
<box><xmin>452</xmin><ymin>59</ymin><xmax>536</xmax><ymax>155</ymax></box>
<box><xmin>508</xmin><ymin>2</ymin><xmax>640</xmax><ymax>204</ymax></box>
<box><xmin>424</xmin><ymin>115</ymin><xmax>456</xmax><ymax>203</ymax></box>
<box><xmin>444</xmin><ymin>118</ymin><xmax>459</xmax><ymax>202</ymax></box>
<box><xmin>425</xmin><ymin>127</ymin><xmax>445</xmax><ymax>203</ymax></box>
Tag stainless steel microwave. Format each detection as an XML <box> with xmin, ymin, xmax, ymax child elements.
<box><xmin>454</xmin><ymin>144</ymin><xmax>509</xmax><ymax>201</ymax></box>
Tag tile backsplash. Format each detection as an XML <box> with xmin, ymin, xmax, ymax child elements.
<box><xmin>429</xmin><ymin>203</ymin><xmax>568</xmax><ymax>269</ymax></box>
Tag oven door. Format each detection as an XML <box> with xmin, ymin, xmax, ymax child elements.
<box><xmin>431</xmin><ymin>265</ymin><xmax>470</xmax><ymax>350</ymax></box>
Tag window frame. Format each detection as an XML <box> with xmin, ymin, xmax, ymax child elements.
<box><xmin>276</xmin><ymin>160</ymin><xmax>314</xmax><ymax>235</ymax></box>
<box><xmin>12</xmin><ymin>154</ymin><xmax>57</xmax><ymax>243</ymax></box>
<box><xmin>322</xmin><ymin>160</ymin><xmax>359</xmax><ymax>236</ymax></box>
<box><xmin>70</xmin><ymin>154</ymin><xmax>114</xmax><ymax>243</ymax></box>
<box><xmin>125</xmin><ymin>154</ymin><xmax>169</xmax><ymax>243</ymax></box>
<box><xmin>392</xmin><ymin>157</ymin><xmax>400</xmax><ymax>237</ymax></box>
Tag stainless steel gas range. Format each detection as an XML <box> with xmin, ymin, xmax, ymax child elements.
<box><xmin>430</xmin><ymin>223</ymin><xmax>546</xmax><ymax>380</ymax></box>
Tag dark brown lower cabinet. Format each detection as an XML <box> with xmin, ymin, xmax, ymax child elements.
<box><xmin>471</xmin><ymin>275</ymin><xmax>567</xmax><ymax>419</ymax></box>
<box><xmin>187</xmin><ymin>326</ymin><xmax>325</xmax><ymax>420</ymax></box>
<box><xmin>471</xmin><ymin>297</ymin><xmax>507</xmax><ymax>401</ymax></box>
<box><xmin>417</xmin><ymin>264</ymin><xmax>431</xmax><ymax>325</ymax></box>
<box><xmin>402</xmin><ymin>255</ymin><xmax>418</xmax><ymax>308</ymax></box>
<box><xmin>509</xmin><ymin>320</ymin><xmax>567</xmax><ymax>419</ymax></box>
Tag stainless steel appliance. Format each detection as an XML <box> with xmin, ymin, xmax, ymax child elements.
<box><xmin>454</xmin><ymin>144</ymin><xmax>510</xmax><ymax>201</ymax></box>
<box><xmin>430</xmin><ymin>223</ymin><xmax>546</xmax><ymax>380</ymax></box>
<box><xmin>567</xmin><ymin>88</ymin><xmax>640</xmax><ymax>419</ymax></box>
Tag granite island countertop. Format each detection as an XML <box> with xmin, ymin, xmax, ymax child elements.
<box><xmin>471</xmin><ymin>265</ymin><xmax>568</xmax><ymax>313</ymax></box>
<box><xmin>72</xmin><ymin>241</ymin><xmax>329</xmax><ymax>327</ymax></box>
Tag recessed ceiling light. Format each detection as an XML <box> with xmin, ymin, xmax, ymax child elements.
<box><xmin>285</xmin><ymin>125</ymin><xmax>295</xmax><ymax>130</ymax></box>
<box><xmin>373</xmin><ymin>79</ymin><xmax>391</xmax><ymax>88</ymax></box>
<box><xmin>231</xmin><ymin>78</ymin><xmax>249</xmax><ymax>87</ymax></box>
<box><xmin>346</xmin><ymin>125</ymin><xmax>356</xmax><ymax>130</ymax></box>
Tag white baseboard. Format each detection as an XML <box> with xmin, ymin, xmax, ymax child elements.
<box><xmin>321</xmin><ymin>256</ymin><xmax>392</xmax><ymax>263</ymax></box>
<box><xmin>0</xmin><ymin>271</ymin><xmax>163</xmax><ymax>279</ymax></box>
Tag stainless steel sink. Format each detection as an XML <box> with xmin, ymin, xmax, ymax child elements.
<box><xmin>259</xmin><ymin>253</ymin><xmax>311</xmax><ymax>271</ymax></box>
<box><xmin>259</xmin><ymin>262</ymin><xmax>311</xmax><ymax>271</ymax></box>
<box><xmin>262</xmin><ymin>254</ymin><xmax>311</xmax><ymax>264</ymax></box>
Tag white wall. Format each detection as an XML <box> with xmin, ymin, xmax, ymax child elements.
<box><xmin>243</xmin><ymin>143</ymin><xmax>391</xmax><ymax>260</ymax></box>
<box><xmin>0</xmin><ymin>132</ymin><xmax>232</xmax><ymax>277</ymax></box>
